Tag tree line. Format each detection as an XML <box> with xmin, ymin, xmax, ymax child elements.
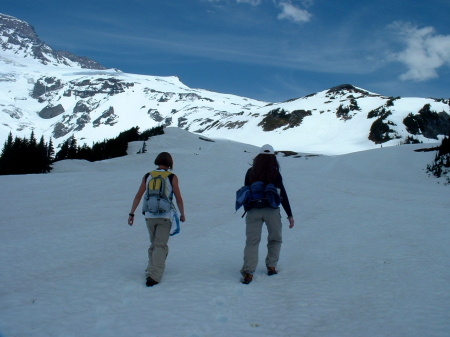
<box><xmin>0</xmin><ymin>131</ymin><xmax>54</xmax><ymax>175</ymax></box>
<box><xmin>0</xmin><ymin>126</ymin><xmax>164</xmax><ymax>175</ymax></box>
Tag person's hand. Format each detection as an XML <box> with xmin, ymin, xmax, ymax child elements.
<box><xmin>288</xmin><ymin>216</ymin><xmax>294</xmax><ymax>228</ymax></box>
<box><xmin>128</xmin><ymin>214</ymin><xmax>135</xmax><ymax>226</ymax></box>
<box><xmin>180</xmin><ymin>214</ymin><xmax>186</xmax><ymax>222</ymax></box>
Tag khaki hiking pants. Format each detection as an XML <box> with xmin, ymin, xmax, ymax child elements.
<box><xmin>241</xmin><ymin>207</ymin><xmax>282</xmax><ymax>275</ymax></box>
<box><xmin>145</xmin><ymin>218</ymin><xmax>172</xmax><ymax>282</ymax></box>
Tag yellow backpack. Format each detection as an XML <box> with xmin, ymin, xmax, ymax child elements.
<box><xmin>142</xmin><ymin>170</ymin><xmax>174</xmax><ymax>215</ymax></box>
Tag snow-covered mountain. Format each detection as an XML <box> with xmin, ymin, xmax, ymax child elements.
<box><xmin>0</xmin><ymin>13</ymin><xmax>106</xmax><ymax>69</ymax></box>
<box><xmin>1</xmin><ymin>13</ymin><xmax>449</xmax><ymax>155</ymax></box>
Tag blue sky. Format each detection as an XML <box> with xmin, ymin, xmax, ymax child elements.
<box><xmin>2</xmin><ymin>0</ymin><xmax>449</xmax><ymax>102</ymax></box>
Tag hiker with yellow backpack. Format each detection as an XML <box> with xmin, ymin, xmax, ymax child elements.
<box><xmin>128</xmin><ymin>152</ymin><xmax>186</xmax><ymax>287</ymax></box>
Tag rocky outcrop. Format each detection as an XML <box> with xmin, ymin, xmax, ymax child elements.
<box><xmin>38</xmin><ymin>104</ymin><xmax>65</xmax><ymax>119</ymax></box>
<box><xmin>258</xmin><ymin>108</ymin><xmax>312</xmax><ymax>131</ymax></box>
<box><xmin>32</xmin><ymin>77</ymin><xmax>64</xmax><ymax>99</ymax></box>
<box><xmin>69</xmin><ymin>78</ymin><xmax>134</xmax><ymax>98</ymax></box>
<box><xmin>403</xmin><ymin>104</ymin><xmax>450</xmax><ymax>140</ymax></box>
<box><xmin>93</xmin><ymin>107</ymin><xmax>117</xmax><ymax>127</ymax></box>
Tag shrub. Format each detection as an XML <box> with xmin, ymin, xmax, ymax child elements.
<box><xmin>426</xmin><ymin>134</ymin><xmax>450</xmax><ymax>184</ymax></box>
<box><xmin>258</xmin><ymin>109</ymin><xmax>312</xmax><ymax>131</ymax></box>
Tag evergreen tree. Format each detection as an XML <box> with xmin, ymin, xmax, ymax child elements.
<box><xmin>37</xmin><ymin>136</ymin><xmax>53</xmax><ymax>173</ymax></box>
<box><xmin>0</xmin><ymin>131</ymin><xmax>53</xmax><ymax>175</ymax></box>
<box><xmin>28</xmin><ymin>131</ymin><xmax>39</xmax><ymax>173</ymax></box>
<box><xmin>0</xmin><ymin>132</ymin><xmax>14</xmax><ymax>174</ymax></box>
<box><xmin>1</xmin><ymin>126</ymin><xmax>165</xmax><ymax>173</ymax></box>
<box><xmin>52</xmin><ymin>125</ymin><xmax>164</xmax><ymax>163</ymax></box>
<box><xmin>77</xmin><ymin>143</ymin><xmax>93</xmax><ymax>161</ymax></box>
<box><xmin>140</xmin><ymin>125</ymin><xmax>164</xmax><ymax>140</ymax></box>
<box><xmin>47</xmin><ymin>138</ymin><xmax>55</xmax><ymax>163</ymax></box>
<box><xmin>12</xmin><ymin>136</ymin><xmax>28</xmax><ymax>174</ymax></box>
<box><xmin>68</xmin><ymin>136</ymin><xmax>78</xmax><ymax>159</ymax></box>
<box><xmin>55</xmin><ymin>138</ymin><xmax>70</xmax><ymax>162</ymax></box>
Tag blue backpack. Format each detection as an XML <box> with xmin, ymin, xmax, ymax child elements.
<box><xmin>235</xmin><ymin>181</ymin><xmax>281</xmax><ymax>217</ymax></box>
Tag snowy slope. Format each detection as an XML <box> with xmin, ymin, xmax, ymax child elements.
<box><xmin>1</xmin><ymin>128</ymin><xmax>449</xmax><ymax>337</ymax></box>
<box><xmin>2</xmin><ymin>49</ymin><xmax>449</xmax><ymax>156</ymax></box>
<box><xmin>0</xmin><ymin>48</ymin><xmax>267</xmax><ymax>149</ymax></box>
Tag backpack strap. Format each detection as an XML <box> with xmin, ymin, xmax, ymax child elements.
<box><xmin>167</xmin><ymin>173</ymin><xmax>174</xmax><ymax>200</ymax></box>
<box><xmin>143</xmin><ymin>172</ymin><xmax>151</xmax><ymax>201</ymax></box>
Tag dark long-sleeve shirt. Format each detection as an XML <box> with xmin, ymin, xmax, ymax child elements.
<box><xmin>244</xmin><ymin>168</ymin><xmax>293</xmax><ymax>218</ymax></box>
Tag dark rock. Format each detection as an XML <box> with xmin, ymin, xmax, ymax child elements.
<box><xmin>38</xmin><ymin>104</ymin><xmax>65</xmax><ymax>119</ymax></box>
<box><xmin>403</xmin><ymin>104</ymin><xmax>450</xmax><ymax>139</ymax></box>
<box><xmin>93</xmin><ymin>107</ymin><xmax>117</xmax><ymax>127</ymax></box>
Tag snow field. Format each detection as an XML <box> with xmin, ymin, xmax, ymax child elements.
<box><xmin>0</xmin><ymin>128</ymin><xmax>449</xmax><ymax>337</ymax></box>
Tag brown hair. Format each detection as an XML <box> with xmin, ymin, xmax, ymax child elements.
<box><xmin>249</xmin><ymin>153</ymin><xmax>279</xmax><ymax>184</ymax></box>
<box><xmin>154</xmin><ymin>152</ymin><xmax>173</xmax><ymax>169</ymax></box>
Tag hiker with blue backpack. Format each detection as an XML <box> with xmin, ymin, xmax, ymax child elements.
<box><xmin>128</xmin><ymin>152</ymin><xmax>186</xmax><ymax>287</ymax></box>
<box><xmin>236</xmin><ymin>144</ymin><xmax>294</xmax><ymax>284</ymax></box>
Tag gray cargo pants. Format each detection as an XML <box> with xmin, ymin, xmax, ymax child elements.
<box><xmin>145</xmin><ymin>218</ymin><xmax>172</xmax><ymax>282</ymax></box>
<box><xmin>241</xmin><ymin>207</ymin><xmax>282</xmax><ymax>275</ymax></box>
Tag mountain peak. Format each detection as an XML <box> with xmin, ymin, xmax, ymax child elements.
<box><xmin>0</xmin><ymin>13</ymin><xmax>38</xmax><ymax>41</ymax></box>
<box><xmin>0</xmin><ymin>13</ymin><xmax>106</xmax><ymax>70</ymax></box>
<box><xmin>326</xmin><ymin>84</ymin><xmax>377</xmax><ymax>97</ymax></box>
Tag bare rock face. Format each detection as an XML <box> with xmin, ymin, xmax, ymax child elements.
<box><xmin>38</xmin><ymin>104</ymin><xmax>65</xmax><ymax>119</ymax></box>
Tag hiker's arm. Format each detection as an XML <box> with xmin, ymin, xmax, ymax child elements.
<box><xmin>288</xmin><ymin>216</ymin><xmax>294</xmax><ymax>228</ymax></box>
<box><xmin>128</xmin><ymin>176</ymin><xmax>147</xmax><ymax>226</ymax></box>
<box><xmin>278</xmin><ymin>174</ymin><xmax>294</xmax><ymax>228</ymax></box>
<box><xmin>171</xmin><ymin>175</ymin><xmax>186</xmax><ymax>222</ymax></box>
<box><xmin>244</xmin><ymin>168</ymin><xmax>251</xmax><ymax>185</ymax></box>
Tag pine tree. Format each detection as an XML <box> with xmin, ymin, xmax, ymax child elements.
<box><xmin>47</xmin><ymin>138</ymin><xmax>55</xmax><ymax>163</ymax></box>
<box><xmin>55</xmin><ymin>138</ymin><xmax>69</xmax><ymax>162</ymax></box>
<box><xmin>0</xmin><ymin>131</ymin><xmax>54</xmax><ymax>175</ymax></box>
<box><xmin>28</xmin><ymin>131</ymin><xmax>39</xmax><ymax>173</ymax></box>
<box><xmin>68</xmin><ymin>136</ymin><xmax>78</xmax><ymax>159</ymax></box>
<box><xmin>37</xmin><ymin>136</ymin><xmax>53</xmax><ymax>173</ymax></box>
<box><xmin>13</xmin><ymin>136</ymin><xmax>29</xmax><ymax>174</ymax></box>
<box><xmin>0</xmin><ymin>132</ymin><xmax>14</xmax><ymax>174</ymax></box>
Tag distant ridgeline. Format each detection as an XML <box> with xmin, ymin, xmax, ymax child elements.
<box><xmin>0</xmin><ymin>126</ymin><xmax>163</xmax><ymax>175</ymax></box>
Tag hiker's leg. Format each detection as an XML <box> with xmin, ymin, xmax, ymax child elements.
<box><xmin>241</xmin><ymin>209</ymin><xmax>264</xmax><ymax>275</ymax></box>
<box><xmin>146</xmin><ymin>218</ymin><xmax>156</xmax><ymax>270</ymax></box>
<box><xmin>264</xmin><ymin>208</ymin><xmax>282</xmax><ymax>269</ymax></box>
<box><xmin>145</xmin><ymin>218</ymin><xmax>172</xmax><ymax>282</ymax></box>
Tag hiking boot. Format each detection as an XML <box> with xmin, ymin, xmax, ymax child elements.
<box><xmin>242</xmin><ymin>273</ymin><xmax>253</xmax><ymax>284</ymax></box>
<box><xmin>267</xmin><ymin>267</ymin><xmax>278</xmax><ymax>276</ymax></box>
<box><xmin>146</xmin><ymin>276</ymin><xmax>159</xmax><ymax>287</ymax></box>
